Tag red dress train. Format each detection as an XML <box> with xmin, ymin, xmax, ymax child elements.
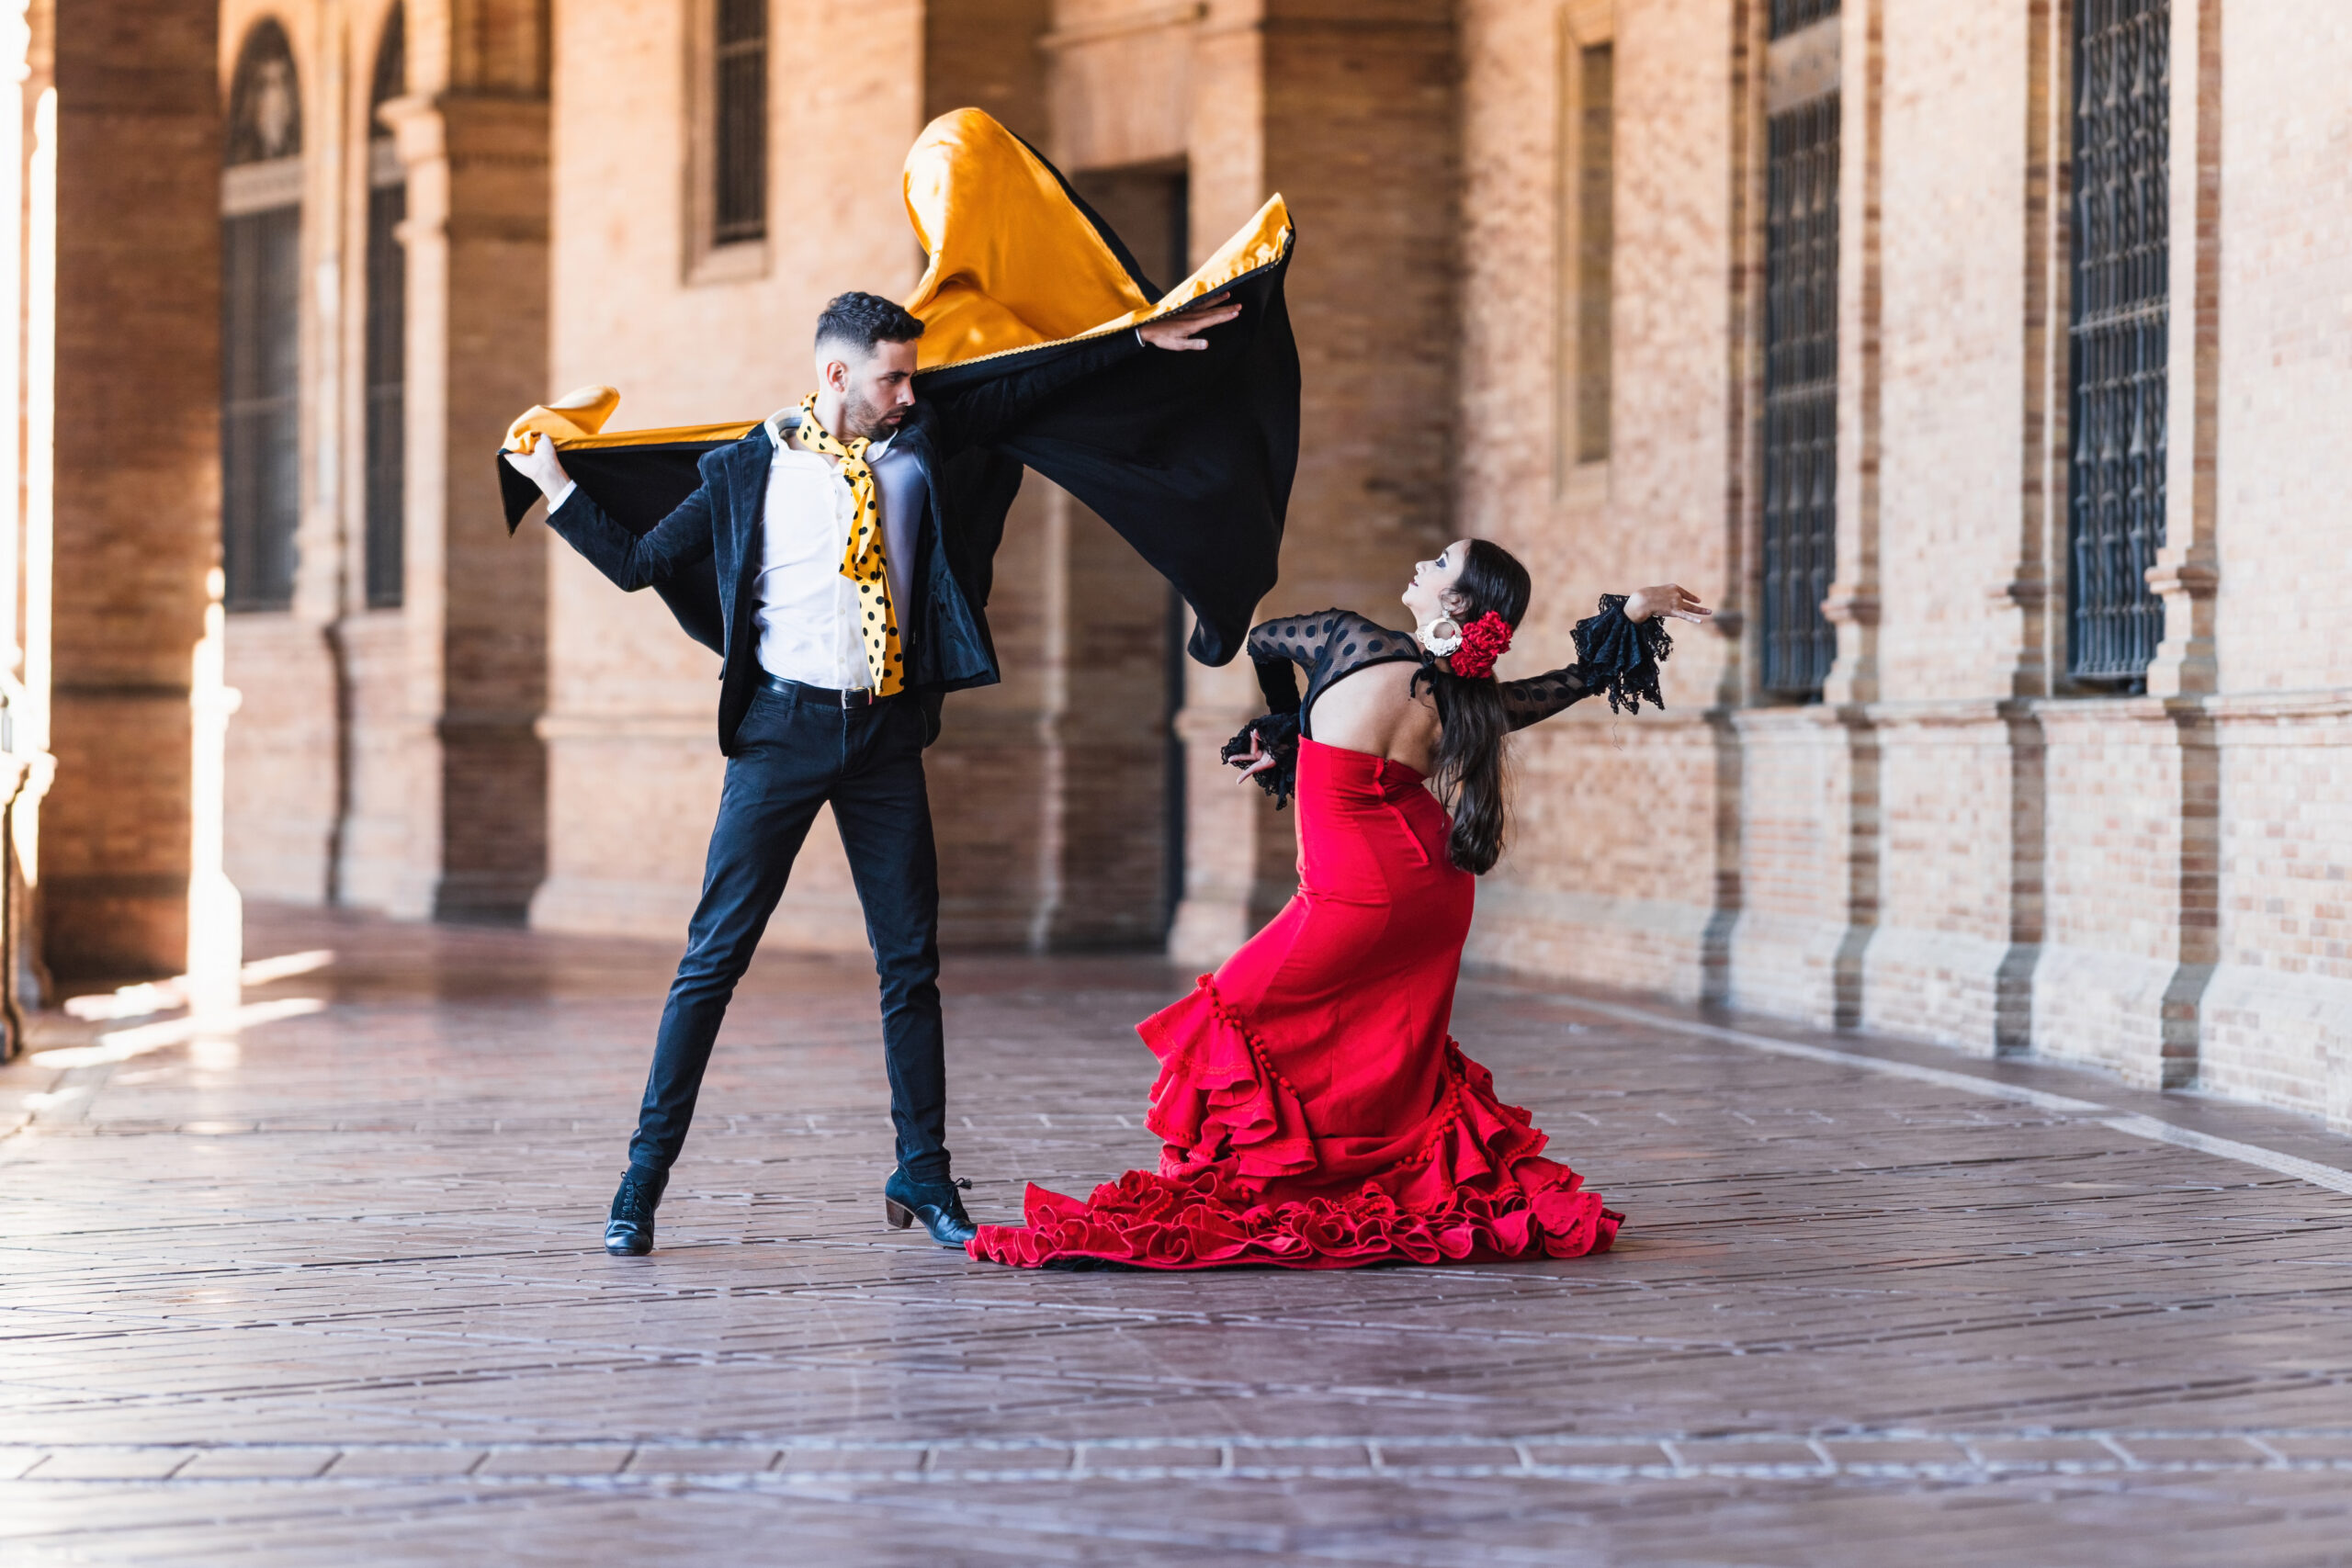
<box><xmin>968</xmin><ymin>738</ymin><xmax>1622</xmax><ymax>1269</ymax></box>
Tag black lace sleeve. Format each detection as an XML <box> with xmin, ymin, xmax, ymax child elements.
<box><xmin>1498</xmin><ymin>594</ymin><xmax>1675</xmax><ymax>730</ymax></box>
<box><xmin>1223</xmin><ymin>611</ymin><xmax>1334</xmax><ymax>807</ymax></box>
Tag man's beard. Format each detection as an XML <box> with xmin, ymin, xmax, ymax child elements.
<box><xmin>841</xmin><ymin>389</ymin><xmax>906</xmax><ymax>441</ymax></box>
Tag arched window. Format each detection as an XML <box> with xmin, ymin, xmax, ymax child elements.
<box><xmin>363</xmin><ymin>6</ymin><xmax>405</xmax><ymax>609</ymax></box>
<box><xmin>221</xmin><ymin>21</ymin><xmax>303</xmax><ymax>612</ymax></box>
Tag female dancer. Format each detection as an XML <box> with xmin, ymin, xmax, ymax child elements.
<box><xmin>970</xmin><ymin>540</ymin><xmax>1711</xmax><ymax>1269</ymax></box>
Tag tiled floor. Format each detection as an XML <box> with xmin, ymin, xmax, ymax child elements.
<box><xmin>4</xmin><ymin>904</ymin><xmax>2351</xmax><ymax>1565</ymax></box>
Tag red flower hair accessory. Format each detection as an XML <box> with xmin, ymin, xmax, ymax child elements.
<box><xmin>1448</xmin><ymin>612</ymin><xmax>1514</xmax><ymax>679</ymax></box>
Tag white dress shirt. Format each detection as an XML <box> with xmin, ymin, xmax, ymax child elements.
<box><xmin>754</xmin><ymin>412</ymin><xmax>875</xmax><ymax>689</ymax></box>
<box><xmin>537</xmin><ymin>409</ymin><xmax>921</xmax><ymax>693</ymax></box>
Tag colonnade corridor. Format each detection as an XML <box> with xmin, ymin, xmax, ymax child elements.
<box><xmin>4</xmin><ymin>905</ymin><xmax>2352</xmax><ymax>1564</ymax></box>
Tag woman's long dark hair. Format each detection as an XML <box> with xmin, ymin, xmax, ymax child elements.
<box><xmin>1420</xmin><ymin>539</ymin><xmax>1532</xmax><ymax>875</ymax></box>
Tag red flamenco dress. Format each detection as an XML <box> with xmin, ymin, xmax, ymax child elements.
<box><xmin>969</xmin><ymin>629</ymin><xmax>1653</xmax><ymax>1270</ymax></box>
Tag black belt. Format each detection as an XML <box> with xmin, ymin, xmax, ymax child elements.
<box><xmin>759</xmin><ymin>671</ymin><xmax>883</xmax><ymax>707</ymax></box>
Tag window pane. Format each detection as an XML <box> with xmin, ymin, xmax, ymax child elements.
<box><xmin>365</xmin><ymin>182</ymin><xmax>405</xmax><ymax>608</ymax></box>
<box><xmin>1574</xmin><ymin>42</ymin><xmax>1613</xmax><ymax>465</ymax></box>
<box><xmin>221</xmin><ymin>205</ymin><xmax>301</xmax><ymax>612</ymax></box>
<box><xmin>225</xmin><ymin>22</ymin><xmax>301</xmax><ymax>166</ymax></box>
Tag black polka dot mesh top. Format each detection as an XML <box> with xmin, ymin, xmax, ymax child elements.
<box><xmin>1222</xmin><ymin>596</ymin><xmax>1671</xmax><ymax>806</ymax></box>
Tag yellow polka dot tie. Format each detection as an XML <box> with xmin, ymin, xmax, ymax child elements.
<box><xmin>797</xmin><ymin>392</ymin><xmax>903</xmax><ymax>697</ymax></box>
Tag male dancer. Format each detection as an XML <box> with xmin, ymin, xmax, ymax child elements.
<box><xmin>503</xmin><ymin>289</ymin><xmax>1238</xmax><ymax>1254</ymax></box>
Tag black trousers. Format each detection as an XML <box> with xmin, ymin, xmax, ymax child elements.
<box><xmin>628</xmin><ymin>680</ymin><xmax>948</xmax><ymax>1183</ymax></box>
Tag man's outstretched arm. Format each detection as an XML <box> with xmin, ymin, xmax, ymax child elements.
<box><xmin>504</xmin><ymin>438</ymin><xmax>717</xmax><ymax>591</ymax></box>
<box><xmin>930</xmin><ymin>293</ymin><xmax>1245</xmax><ymax>456</ymax></box>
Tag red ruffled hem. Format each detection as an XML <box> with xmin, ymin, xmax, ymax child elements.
<box><xmin>970</xmin><ymin>976</ymin><xmax>1623</xmax><ymax>1271</ymax></box>
<box><xmin>1139</xmin><ymin>976</ymin><xmax>1317</xmax><ymax>1183</ymax></box>
<box><xmin>968</xmin><ymin>1168</ymin><xmax>1621</xmax><ymax>1270</ymax></box>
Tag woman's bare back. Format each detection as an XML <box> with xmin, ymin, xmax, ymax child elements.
<box><xmin>1305</xmin><ymin>660</ymin><xmax>1443</xmax><ymax>776</ymax></box>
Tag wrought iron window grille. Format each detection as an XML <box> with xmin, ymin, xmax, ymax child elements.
<box><xmin>1770</xmin><ymin>0</ymin><xmax>1839</xmax><ymax>40</ymax></box>
<box><xmin>2066</xmin><ymin>0</ymin><xmax>2169</xmax><ymax>688</ymax></box>
<box><xmin>221</xmin><ymin>21</ymin><xmax>303</xmax><ymax>614</ymax></box>
<box><xmin>712</xmin><ymin>0</ymin><xmax>767</xmax><ymax>246</ymax></box>
<box><xmin>1758</xmin><ymin>91</ymin><xmax>1840</xmax><ymax>703</ymax></box>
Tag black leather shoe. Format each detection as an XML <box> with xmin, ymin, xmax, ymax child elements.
<box><xmin>605</xmin><ymin>1166</ymin><xmax>667</xmax><ymax>1257</ymax></box>
<box><xmin>883</xmin><ymin>1168</ymin><xmax>978</xmax><ymax>1247</ymax></box>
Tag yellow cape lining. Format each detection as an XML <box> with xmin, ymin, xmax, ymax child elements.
<box><xmin>505</xmin><ymin>107</ymin><xmax>1289</xmax><ymax>453</ymax></box>
<box><xmin>503</xmin><ymin>387</ymin><xmax>756</xmax><ymax>453</ymax></box>
<box><xmin>903</xmin><ymin>108</ymin><xmax>1291</xmax><ymax>372</ymax></box>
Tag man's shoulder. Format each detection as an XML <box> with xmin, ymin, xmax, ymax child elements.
<box><xmin>890</xmin><ymin>401</ymin><xmax>942</xmax><ymax>448</ymax></box>
<box><xmin>697</xmin><ymin>428</ymin><xmax>775</xmax><ymax>479</ymax></box>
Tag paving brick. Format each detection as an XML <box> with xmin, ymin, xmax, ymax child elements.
<box><xmin>622</xmin><ymin>1447</ymin><xmax>780</xmax><ymax>1475</ymax></box>
<box><xmin>1521</xmin><ymin>1441</ymin><xmax>1678</xmax><ymax>1472</ymax></box>
<box><xmin>470</xmin><ymin>1449</ymin><xmax>632</xmax><ymax>1479</ymax></box>
<box><xmin>923</xmin><ymin>1446</ymin><xmax>1075</xmax><ymax>1477</ymax></box>
<box><xmin>172</xmin><ymin>1448</ymin><xmax>340</xmax><ymax>1480</ymax></box>
<box><xmin>1071</xmin><ymin>1444</ymin><xmax>1224</xmax><ymax>1474</ymax></box>
<box><xmin>772</xmin><ymin>1449</ymin><xmax>927</xmax><ymax>1476</ymax></box>
<box><xmin>1671</xmin><ymin>1438</ymin><xmax>1829</xmax><ymax>1472</ymax></box>
<box><xmin>26</xmin><ymin>1450</ymin><xmax>195</xmax><ymax>1482</ymax></box>
<box><xmin>1817</xmin><ymin>1438</ymin><xmax>1975</xmax><ymax>1472</ymax></box>
<box><xmin>2110</xmin><ymin>1437</ymin><xmax>2279</xmax><ymax>1468</ymax></box>
<box><xmin>318</xmin><ymin>1450</ymin><xmax>488</xmax><ymax>1480</ymax></box>
<box><xmin>1965</xmin><ymin>1438</ymin><xmax>2130</xmax><ymax>1472</ymax></box>
<box><xmin>2249</xmin><ymin>1435</ymin><xmax>2352</xmax><ymax>1464</ymax></box>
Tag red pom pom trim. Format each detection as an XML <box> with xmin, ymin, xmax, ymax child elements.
<box><xmin>1447</xmin><ymin>612</ymin><xmax>1514</xmax><ymax>680</ymax></box>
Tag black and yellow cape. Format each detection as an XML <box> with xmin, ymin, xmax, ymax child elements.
<box><xmin>498</xmin><ymin>108</ymin><xmax>1296</xmax><ymax>669</ymax></box>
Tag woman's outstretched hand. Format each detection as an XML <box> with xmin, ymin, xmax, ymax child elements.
<box><xmin>1623</xmin><ymin>584</ymin><xmax>1713</xmax><ymax>626</ymax></box>
<box><xmin>1227</xmin><ymin>728</ymin><xmax>1277</xmax><ymax>782</ymax></box>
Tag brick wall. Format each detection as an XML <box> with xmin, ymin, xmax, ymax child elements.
<box><xmin>1459</xmin><ymin>0</ymin><xmax>1739</xmax><ymax>1001</ymax></box>
<box><xmin>1453</xmin><ymin>0</ymin><xmax>2352</xmax><ymax>1130</ymax></box>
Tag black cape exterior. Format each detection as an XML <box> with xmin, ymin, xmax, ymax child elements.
<box><xmin>498</xmin><ymin>436</ymin><xmax>733</xmax><ymax>653</ymax></box>
<box><xmin>496</xmin><ymin>153</ymin><xmax>1295</xmax><ymax>671</ymax></box>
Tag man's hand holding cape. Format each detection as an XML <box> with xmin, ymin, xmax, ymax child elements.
<box><xmin>498</xmin><ymin>108</ymin><xmax>1296</xmax><ymax>688</ymax></box>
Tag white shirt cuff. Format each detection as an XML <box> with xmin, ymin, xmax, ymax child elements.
<box><xmin>546</xmin><ymin>478</ymin><xmax>576</xmax><ymax>511</ymax></box>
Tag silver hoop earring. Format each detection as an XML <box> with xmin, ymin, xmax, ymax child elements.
<box><xmin>1417</xmin><ymin>616</ymin><xmax>1464</xmax><ymax>658</ymax></box>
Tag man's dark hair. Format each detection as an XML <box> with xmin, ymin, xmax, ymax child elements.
<box><xmin>815</xmin><ymin>291</ymin><xmax>925</xmax><ymax>356</ymax></box>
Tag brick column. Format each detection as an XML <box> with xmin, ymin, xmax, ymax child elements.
<box><xmin>2143</xmin><ymin>0</ymin><xmax>2222</xmax><ymax>704</ymax></box>
<box><xmin>2142</xmin><ymin>0</ymin><xmax>2225</xmax><ymax>1084</ymax></box>
<box><xmin>1815</xmin><ymin>0</ymin><xmax>1883</xmax><ymax>1029</ymax></box>
<box><xmin>379</xmin><ymin>86</ymin><xmax>549</xmax><ymax>922</ymax></box>
<box><xmin>41</xmin><ymin>0</ymin><xmax>221</xmax><ymax>979</ymax></box>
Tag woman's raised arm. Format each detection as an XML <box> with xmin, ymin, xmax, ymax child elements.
<box><xmin>1498</xmin><ymin>586</ymin><xmax>1709</xmax><ymax>730</ymax></box>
